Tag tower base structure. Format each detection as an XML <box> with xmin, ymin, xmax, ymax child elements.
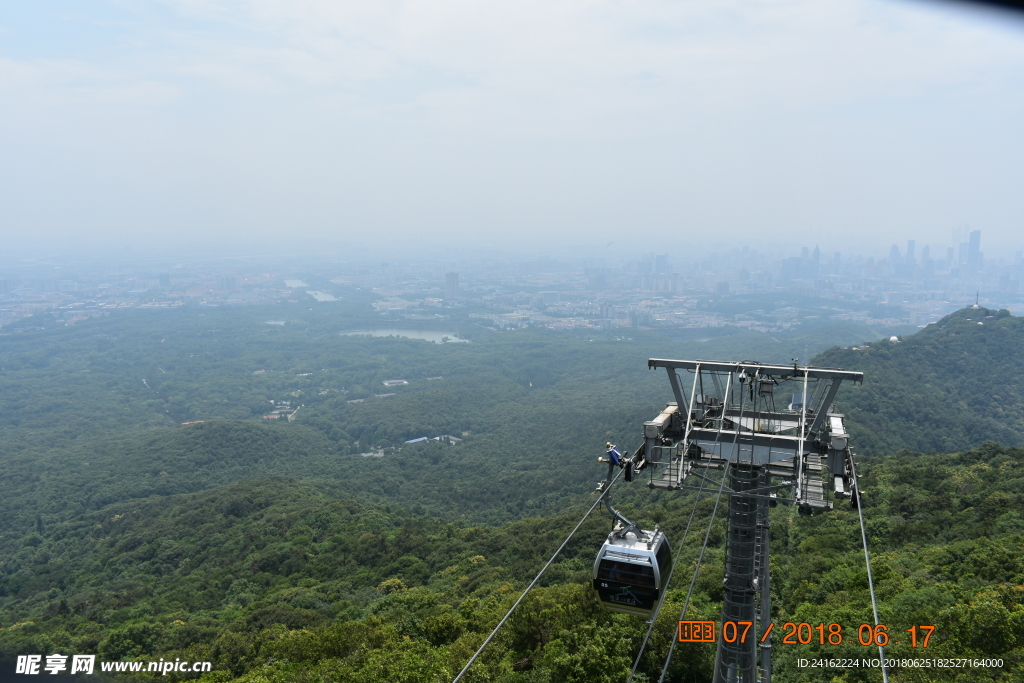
<box><xmin>633</xmin><ymin>359</ymin><xmax>862</xmax><ymax>683</ymax></box>
<box><xmin>713</xmin><ymin>465</ymin><xmax>771</xmax><ymax>683</ymax></box>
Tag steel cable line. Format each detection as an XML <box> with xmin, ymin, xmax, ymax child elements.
<box><xmin>657</xmin><ymin>380</ymin><xmax>747</xmax><ymax>683</ymax></box>
<box><xmin>656</xmin><ymin>460</ymin><xmax>732</xmax><ymax>683</ymax></box>
<box><xmin>451</xmin><ymin>468</ymin><xmax>625</xmax><ymax>683</ymax></box>
<box><xmin>626</xmin><ymin>368</ymin><xmax>730</xmax><ymax>683</ymax></box>
<box><xmin>849</xmin><ymin>455</ymin><xmax>889</xmax><ymax>683</ymax></box>
<box><xmin>626</xmin><ymin>469</ymin><xmax>710</xmax><ymax>683</ymax></box>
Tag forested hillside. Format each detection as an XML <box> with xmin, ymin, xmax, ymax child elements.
<box><xmin>0</xmin><ymin>302</ymin><xmax>908</xmax><ymax>539</ymax></box>
<box><xmin>815</xmin><ymin>307</ymin><xmax>1024</xmax><ymax>455</ymax></box>
<box><xmin>4</xmin><ymin>302</ymin><xmax>1024</xmax><ymax>681</ymax></box>
<box><xmin>2</xmin><ymin>443</ymin><xmax>1023</xmax><ymax>682</ymax></box>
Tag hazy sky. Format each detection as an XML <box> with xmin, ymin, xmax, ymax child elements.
<box><xmin>2</xmin><ymin>1</ymin><xmax>1023</xmax><ymax>256</ymax></box>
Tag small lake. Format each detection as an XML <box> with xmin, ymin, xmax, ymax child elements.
<box><xmin>341</xmin><ymin>329</ymin><xmax>469</xmax><ymax>343</ymax></box>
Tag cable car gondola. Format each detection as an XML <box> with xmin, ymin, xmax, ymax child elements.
<box><xmin>592</xmin><ymin>443</ymin><xmax>672</xmax><ymax>617</ymax></box>
<box><xmin>593</xmin><ymin>525</ymin><xmax>671</xmax><ymax>617</ymax></box>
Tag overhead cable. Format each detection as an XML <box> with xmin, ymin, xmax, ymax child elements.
<box><xmin>656</xmin><ymin>460</ymin><xmax>732</xmax><ymax>683</ymax></box>
<box><xmin>627</xmin><ymin>364</ymin><xmax>719</xmax><ymax>683</ymax></box>
<box><xmin>626</xmin><ymin>472</ymin><xmax>709</xmax><ymax>683</ymax></box>
<box><xmin>451</xmin><ymin>468</ymin><xmax>624</xmax><ymax>683</ymax></box>
<box><xmin>657</xmin><ymin>376</ymin><xmax>744</xmax><ymax>683</ymax></box>
<box><xmin>850</xmin><ymin>455</ymin><xmax>889</xmax><ymax>683</ymax></box>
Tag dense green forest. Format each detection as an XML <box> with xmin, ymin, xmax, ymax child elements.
<box><xmin>817</xmin><ymin>307</ymin><xmax>1024</xmax><ymax>455</ymax></box>
<box><xmin>2</xmin><ymin>443</ymin><xmax>1023</xmax><ymax>682</ymax></box>
<box><xmin>2</xmin><ymin>300</ymin><xmax>1023</xmax><ymax>681</ymax></box>
<box><xmin>0</xmin><ymin>300</ymin><xmax>913</xmax><ymax>538</ymax></box>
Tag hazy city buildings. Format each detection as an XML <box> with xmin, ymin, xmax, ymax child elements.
<box><xmin>445</xmin><ymin>272</ymin><xmax>459</xmax><ymax>300</ymax></box>
<box><xmin>1</xmin><ymin>230</ymin><xmax>1021</xmax><ymax>334</ymax></box>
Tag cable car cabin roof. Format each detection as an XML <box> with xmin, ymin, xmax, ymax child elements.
<box><xmin>594</xmin><ymin>531</ymin><xmax>665</xmax><ymax>573</ymax></box>
<box><xmin>599</xmin><ymin>528</ymin><xmax>665</xmax><ymax>555</ymax></box>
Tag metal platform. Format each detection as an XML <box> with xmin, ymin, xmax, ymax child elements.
<box><xmin>630</xmin><ymin>358</ymin><xmax>862</xmax><ymax>683</ymax></box>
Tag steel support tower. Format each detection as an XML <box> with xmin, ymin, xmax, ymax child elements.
<box><xmin>629</xmin><ymin>359</ymin><xmax>863</xmax><ymax>683</ymax></box>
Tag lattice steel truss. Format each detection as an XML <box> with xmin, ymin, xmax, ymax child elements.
<box><xmin>634</xmin><ymin>359</ymin><xmax>863</xmax><ymax>683</ymax></box>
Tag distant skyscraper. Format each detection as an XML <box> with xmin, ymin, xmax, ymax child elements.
<box><xmin>445</xmin><ymin>272</ymin><xmax>459</xmax><ymax>300</ymax></box>
<box><xmin>968</xmin><ymin>230</ymin><xmax>981</xmax><ymax>269</ymax></box>
<box><xmin>906</xmin><ymin>240</ymin><xmax>916</xmax><ymax>266</ymax></box>
<box><xmin>781</xmin><ymin>257</ymin><xmax>802</xmax><ymax>280</ymax></box>
<box><xmin>655</xmin><ymin>254</ymin><xmax>669</xmax><ymax>273</ymax></box>
<box><xmin>797</xmin><ymin>247</ymin><xmax>810</xmax><ymax>279</ymax></box>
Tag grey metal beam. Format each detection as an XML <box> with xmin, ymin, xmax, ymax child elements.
<box><xmin>721</xmin><ymin>408</ymin><xmax>805</xmax><ymax>426</ymax></box>
<box><xmin>666</xmin><ymin>368</ymin><xmax>687</xmax><ymax>411</ymax></box>
<box><xmin>648</xmin><ymin>359</ymin><xmax>863</xmax><ymax>382</ymax></box>
<box><xmin>808</xmin><ymin>381</ymin><xmax>843</xmax><ymax>435</ymax></box>
<box><xmin>711</xmin><ymin>372</ymin><xmax>726</xmax><ymax>402</ymax></box>
<box><xmin>808</xmin><ymin>378</ymin><xmax>828</xmax><ymax>414</ymax></box>
<box><xmin>659</xmin><ymin>485</ymin><xmax>800</xmax><ymax>506</ymax></box>
<box><xmin>688</xmin><ymin>428</ymin><xmax>809</xmax><ymax>451</ymax></box>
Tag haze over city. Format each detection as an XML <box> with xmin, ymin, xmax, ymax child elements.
<box><xmin>7</xmin><ymin>6</ymin><xmax>1024</xmax><ymax>682</ymax></box>
<box><xmin>2</xmin><ymin>0</ymin><xmax>1023</xmax><ymax>255</ymax></box>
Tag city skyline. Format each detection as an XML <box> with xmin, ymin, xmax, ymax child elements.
<box><xmin>3</xmin><ymin>226</ymin><xmax>1021</xmax><ymax>337</ymax></box>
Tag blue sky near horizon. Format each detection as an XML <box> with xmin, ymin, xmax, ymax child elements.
<box><xmin>1</xmin><ymin>1</ymin><xmax>1023</xmax><ymax>257</ymax></box>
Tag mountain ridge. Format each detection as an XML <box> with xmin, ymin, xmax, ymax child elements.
<box><xmin>815</xmin><ymin>306</ymin><xmax>1024</xmax><ymax>455</ymax></box>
